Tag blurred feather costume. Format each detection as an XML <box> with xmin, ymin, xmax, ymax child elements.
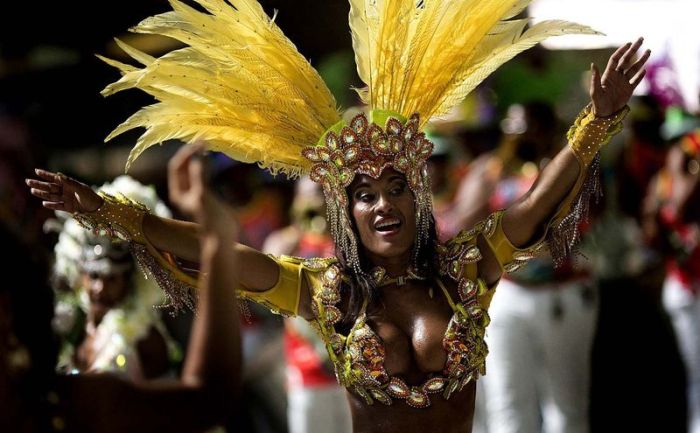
<box><xmin>77</xmin><ymin>0</ymin><xmax>631</xmax><ymax>408</ymax></box>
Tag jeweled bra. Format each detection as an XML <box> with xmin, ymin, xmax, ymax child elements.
<box><xmin>303</xmin><ymin>212</ymin><xmax>544</xmax><ymax>408</ymax></box>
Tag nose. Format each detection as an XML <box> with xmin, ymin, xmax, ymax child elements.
<box><xmin>375</xmin><ymin>192</ymin><xmax>394</xmax><ymax>214</ymax></box>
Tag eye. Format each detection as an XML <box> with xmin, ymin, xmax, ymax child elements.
<box><xmin>389</xmin><ymin>182</ymin><xmax>407</xmax><ymax>196</ymax></box>
<box><xmin>355</xmin><ymin>190</ymin><xmax>375</xmax><ymax>203</ymax></box>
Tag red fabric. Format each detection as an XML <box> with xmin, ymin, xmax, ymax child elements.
<box><xmin>660</xmin><ymin>206</ymin><xmax>700</xmax><ymax>294</ymax></box>
<box><xmin>296</xmin><ymin>232</ymin><xmax>335</xmax><ymax>259</ymax></box>
<box><xmin>284</xmin><ymin>328</ymin><xmax>336</xmax><ymax>387</ymax></box>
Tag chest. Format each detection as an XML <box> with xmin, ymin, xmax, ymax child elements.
<box><xmin>367</xmin><ymin>284</ymin><xmax>455</xmax><ymax>381</ymax></box>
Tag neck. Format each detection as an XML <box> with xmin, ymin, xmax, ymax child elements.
<box><xmin>366</xmin><ymin>250</ymin><xmax>413</xmax><ymax>276</ymax></box>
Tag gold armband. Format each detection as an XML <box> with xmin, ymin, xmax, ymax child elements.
<box><xmin>73</xmin><ymin>192</ymin><xmax>149</xmax><ymax>244</ymax></box>
<box><xmin>567</xmin><ymin>104</ymin><xmax>630</xmax><ymax>167</ymax></box>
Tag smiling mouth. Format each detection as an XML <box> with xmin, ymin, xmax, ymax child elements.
<box><xmin>374</xmin><ymin>217</ymin><xmax>402</xmax><ymax>234</ymax></box>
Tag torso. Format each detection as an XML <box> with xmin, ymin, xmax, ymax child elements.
<box><xmin>72</xmin><ymin>324</ymin><xmax>168</xmax><ymax>379</ymax></box>
<box><xmin>305</xmin><ymin>217</ymin><xmax>498</xmax><ymax>430</ymax></box>
<box><xmin>346</xmin><ymin>278</ymin><xmax>477</xmax><ymax>433</ymax></box>
<box><xmin>75</xmin><ymin>333</ymin><xmax>98</xmax><ymax>372</ymax></box>
<box><xmin>348</xmin><ymin>380</ymin><xmax>476</xmax><ymax>433</ymax></box>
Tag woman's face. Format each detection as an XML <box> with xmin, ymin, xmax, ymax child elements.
<box><xmin>349</xmin><ymin>169</ymin><xmax>416</xmax><ymax>262</ymax></box>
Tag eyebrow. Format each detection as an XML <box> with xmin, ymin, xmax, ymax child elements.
<box><xmin>352</xmin><ymin>174</ymin><xmax>405</xmax><ymax>193</ymax></box>
<box><xmin>353</xmin><ymin>181</ymin><xmax>371</xmax><ymax>190</ymax></box>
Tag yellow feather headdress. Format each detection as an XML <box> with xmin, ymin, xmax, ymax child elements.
<box><xmin>102</xmin><ymin>0</ymin><xmax>597</xmax><ymax>174</ymax></box>
<box><xmin>101</xmin><ymin>0</ymin><xmax>598</xmax><ymax>273</ymax></box>
<box><xmin>100</xmin><ymin>0</ymin><xmax>341</xmax><ymax>176</ymax></box>
<box><xmin>349</xmin><ymin>0</ymin><xmax>599</xmax><ymax>124</ymax></box>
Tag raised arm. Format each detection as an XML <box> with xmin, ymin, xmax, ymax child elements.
<box><xmin>478</xmin><ymin>38</ymin><xmax>650</xmax><ymax>284</ymax></box>
<box><xmin>26</xmin><ymin>164</ymin><xmax>280</xmax><ymax>298</ymax></box>
<box><xmin>27</xmin><ymin>153</ymin><xmax>314</xmax><ymax>318</ymax></box>
<box><xmin>505</xmin><ymin>38</ymin><xmax>649</xmax><ymax>245</ymax></box>
<box><xmin>170</xmin><ymin>144</ymin><xmax>242</xmax><ymax>403</ymax></box>
<box><xmin>27</xmin><ymin>169</ymin><xmax>202</xmax><ymax>262</ymax></box>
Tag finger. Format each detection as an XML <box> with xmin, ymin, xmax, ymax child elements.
<box><xmin>168</xmin><ymin>146</ymin><xmax>196</xmax><ymax>183</ymax></box>
<box><xmin>30</xmin><ymin>188</ymin><xmax>61</xmax><ymax>202</ymax></box>
<box><xmin>168</xmin><ymin>145</ymin><xmax>201</xmax><ymax>200</ymax></box>
<box><xmin>29</xmin><ymin>187</ymin><xmax>57</xmax><ymax>200</ymax></box>
<box><xmin>617</xmin><ymin>37</ymin><xmax>644</xmax><ymax>70</ymax></box>
<box><xmin>629</xmin><ymin>69</ymin><xmax>647</xmax><ymax>88</ymax></box>
<box><xmin>625</xmin><ymin>49</ymin><xmax>651</xmax><ymax>77</ymax></box>
<box><xmin>35</xmin><ymin>168</ymin><xmax>62</xmax><ymax>183</ymax></box>
<box><xmin>169</xmin><ymin>144</ymin><xmax>201</xmax><ymax>172</ymax></box>
<box><xmin>42</xmin><ymin>201</ymin><xmax>66</xmax><ymax>211</ymax></box>
<box><xmin>590</xmin><ymin>63</ymin><xmax>603</xmax><ymax>96</ymax></box>
<box><xmin>26</xmin><ymin>179</ymin><xmax>57</xmax><ymax>192</ymax></box>
<box><xmin>606</xmin><ymin>42</ymin><xmax>632</xmax><ymax>73</ymax></box>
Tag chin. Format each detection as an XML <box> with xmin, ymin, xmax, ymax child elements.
<box><xmin>368</xmin><ymin>239</ymin><xmax>414</xmax><ymax>260</ymax></box>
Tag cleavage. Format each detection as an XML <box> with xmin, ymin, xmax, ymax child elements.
<box><xmin>364</xmin><ymin>284</ymin><xmax>455</xmax><ymax>384</ymax></box>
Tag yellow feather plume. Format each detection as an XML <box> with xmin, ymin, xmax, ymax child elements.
<box><xmin>101</xmin><ymin>0</ymin><xmax>341</xmax><ymax>175</ymax></box>
<box><xmin>349</xmin><ymin>0</ymin><xmax>600</xmax><ymax>127</ymax></box>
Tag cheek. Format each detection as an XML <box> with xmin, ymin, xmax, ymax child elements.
<box><xmin>398</xmin><ymin>194</ymin><xmax>416</xmax><ymax>221</ymax></box>
<box><xmin>351</xmin><ymin>203</ymin><xmax>374</xmax><ymax>239</ymax></box>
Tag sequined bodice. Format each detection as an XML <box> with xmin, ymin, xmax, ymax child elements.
<box><xmin>308</xmin><ymin>214</ymin><xmax>502</xmax><ymax>409</ymax></box>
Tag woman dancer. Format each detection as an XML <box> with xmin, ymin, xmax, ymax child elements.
<box><xmin>28</xmin><ymin>1</ymin><xmax>649</xmax><ymax>431</ymax></box>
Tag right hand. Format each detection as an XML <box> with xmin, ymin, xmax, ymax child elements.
<box><xmin>168</xmin><ymin>144</ymin><xmax>239</xmax><ymax>242</ymax></box>
<box><xmin>26</xmin><ymin>169</ymin><xmax>103</xmax><ymax>214</ymax></box>
<box><xmin>590</xmin><ymin>37</ymin><xmax>650</xmax><ymax>117</ymax></box>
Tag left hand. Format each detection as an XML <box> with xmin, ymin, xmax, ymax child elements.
<box><xmin>167</xmin><ymin>143</ymin><xmax>239</xmax><ymax>241</ymax></box>
<box><xmin>590</xmin><ymin>37</ymin><xmax>651</xmax><ymax>117</ymax></box>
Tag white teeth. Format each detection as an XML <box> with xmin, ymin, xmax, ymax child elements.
<box><xmin>375</xmin><ymin>219</ymin><xmax>401</xmax><ymax>229</ymax></box>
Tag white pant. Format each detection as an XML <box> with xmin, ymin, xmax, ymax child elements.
<box><xmin>663</xmin><ymin>276</ymin><xmax>700</xmax><ymax>433</ymax></box>
<box><xmin>288</xmin><ymin>385</ymin><xmax>352</xmax><ymax>433</ymax></box>
<box><xmin>482</xmin><ymin>278</ymin><xmax>598</xmax><ymax>433</ymax></box>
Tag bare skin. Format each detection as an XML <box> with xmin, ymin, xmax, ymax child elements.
<box><xmin>27</xmin><ymin>40</ymin><xmax>649</xmax><ymax>432</ymax></box>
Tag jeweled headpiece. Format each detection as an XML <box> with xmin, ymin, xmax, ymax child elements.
<box><xmin>101</xmin><ymin>0</ymin><xmax>597</xmax><ymax>274</ymax></box>
<box><xmin>302</xmin><ymin>111</ymin><xmax>434</xmax><ymax>272</ymax></box>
